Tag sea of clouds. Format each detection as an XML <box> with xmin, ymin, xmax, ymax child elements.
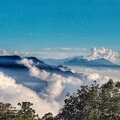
<box><xmin>0</xmin><ymin>48</ymin><xmax>120</xmax><ymax>116</ymax></box>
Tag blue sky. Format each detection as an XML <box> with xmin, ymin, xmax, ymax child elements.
<box><xmin>0</xmin><ymin>0</ymin><xmax>120</xmax><ymax>51</ymax></box>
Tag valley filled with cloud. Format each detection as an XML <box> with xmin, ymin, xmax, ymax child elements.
<box><xmin>0</xmin><ymin>48</ymin><xmax>120</xmax><ymax>116</ymax></box>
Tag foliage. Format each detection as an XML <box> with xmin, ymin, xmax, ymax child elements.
<box><xmin>42</xmin><ymin>113</ymin><xmax>54</xmax><ymax>120</ymax></box>
<box><xmin>16</xmin><ymin>102</ymin><xmax>40</xmax><ymax>120</ymax></box>
<box><xmin>0</xmin><ymin>102</ymin><xmax>40</xmax><ymax>120</ymax></box>
<box><xmin>57</xmin><ymin>79</ymin><xmax>120</xmax><ymax>120</ymax></box>
<box><xmin>0</xmin><ymin>102</ymin><xmax>17</xmax><ymax>120</ymax></box>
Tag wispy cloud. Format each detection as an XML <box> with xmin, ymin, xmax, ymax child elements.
<box><xmin>42</xmin><ymin>47</ymin><xmax>88</xmax><ymax>52</ymax></box>
<box><xmin>23</xmin><ymin>51</ymin><xmax>88</xmax><ymax>59</ymax></box>
<box><xmin>42</xmin><ymin>48</ymin><xmax>52</xmax><ymax>51</ymax></box>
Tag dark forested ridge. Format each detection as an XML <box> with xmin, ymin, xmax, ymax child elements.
<box><xmin>0</xmin><ymin>80</ymin><xmax>120</xmax><ymax>120</ymax></box>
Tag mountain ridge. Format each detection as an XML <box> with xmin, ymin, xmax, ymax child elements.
<box><xmin>41</xmin><ymin>56</ymin><xmax>120</xmax><ymax>68</ymax></box>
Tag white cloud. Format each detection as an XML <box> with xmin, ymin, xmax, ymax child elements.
<box><xmin>86</xmin><ymin>73</ymin><xmax>110</xmax><ymax>85</ymax></box>
<box><xmin>29</xmin><ymin>67</ymin><xmax>50</xmax><ymax>80</ymax></box>
<box><xmin>42</xmin><ymin>48</ymin><xmax>52</xmax><ymax>51</ymax></box>
<box><xmin>86</xmin><ymin>73</ymin><xmax>100</xmax><ymax>81</ymax></box>
<box><xmin>18</xmin><ymin>58</ymin><xmax>82</xmax><ymax>102</ymax></box>
<box><xmin>0</xmin><ymin>72</ymin><xmax>60</xmax><ymax>117</ymax></box>
<box><xmin>0</xmin><ymin>49</ymin><xmax>9</xmax><ymax>55</ymax></box>
<box><xmin>70</xmin><ymin>66</ymin><xmax>120</xmax><ymax>85</ymax></box>
<box><xmin>60</xmin><ymin>48</ymin><xmax>73</xmax><ymax>51</ymax></box>
<box><xmin>85</xmin><ymin>48</ymin><xmax>118</xmax><ymax>62</ymax></box>
<box><xmin>18</xmin><ymin>58</ymin><xmax>33</xmax><ymax>68</ymax></box>
<box><xmin>43</xmin><ymin>74</ymin><xmax>82</xmax><ymax>100</ymax></box>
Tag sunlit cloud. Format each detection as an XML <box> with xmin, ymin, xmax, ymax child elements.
<box><xmin>85</xmin><ymin>47</ymin><xmax>118</xmax><ymax>62</ymax></box>
<box><xmin>0</xmin><ymin>72</ymin><xmax>60</xmax><ymax>116</ymax></box>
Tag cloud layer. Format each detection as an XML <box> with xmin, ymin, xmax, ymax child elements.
<box><xmin>0</xmin><ymin>57</ymin><xmax>120</xmax><ymax>116</ymax></box>
<box><xmin>71</xmin><ymin>66</ymin><xmax>120</xmax><ymax>85</ymax></box>
<box><xmin>19</xmin><ymin>59</ymin><xmax>82</xmax><ymax>100</ymax></box>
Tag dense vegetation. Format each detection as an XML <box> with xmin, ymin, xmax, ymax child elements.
<box><xmin>0</xmin><ymin>79</ymin><xmax>120</xmax><ymax>120</ymax></box>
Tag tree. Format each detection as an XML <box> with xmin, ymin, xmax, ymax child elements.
<box><xmin>16</xmin><ymin>102</ymin><xmax>40</xmax><ymax>120</ymax></box>
<box><xmin>42</xmin><ymin>112</ymin><xmax>54</xmax><ymax>120</ymax></box>
<box><xmin>0</xmin><ymin>102</ymin><xmax>41</xmax><ymax>120</ymax></box>
<box><xmin>0</xmin><ymin>102</ymin><xmax>17</xmax><ymax>120</ymax></box>
<box><xmin>57</xmin><ymin>80</ymin><xmax>120</xmax><ymax>120</ymax></box>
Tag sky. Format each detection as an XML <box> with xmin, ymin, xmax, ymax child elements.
<box><xmin>0</xmin><ymin>0</ymin><xmax>120</xmax><ymax>52</ymax></box>
<box><xmin>0</xmin><ymin>1</ymin><xmax>120</xmax><ymax>116</ymax></box>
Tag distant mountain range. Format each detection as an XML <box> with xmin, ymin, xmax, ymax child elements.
<box><xmin>41</xmin><ymin>56</ymin><xmax>120</xmax><ymax>68</ymax></box>
<box><xmin>0</xmin><ymin>55</ymin><xmax>80</xmax><ymax>75</ymax></box>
